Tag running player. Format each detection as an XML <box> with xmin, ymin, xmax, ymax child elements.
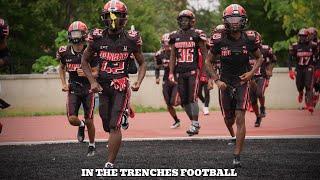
<box><xmin>249</xmin><ymin>37</ymin><xmax>277</xmax><ymax>127</ymax></box>
<box><xmin>81</xmin><ymin>0</ymin><xmax>146</xmax><ymax>168</ymax></box>
<box><xmin>57</xmin><ymin>21</ymin><xmax>98</xmax><ymax>156</ymax></box>
<box><xmin>288</xmin><ymin>28</ymin><xmax>318</xmax><ymax>113</ymax></box>
<box><xmin>308</xmin><ymin>27</ymin><xmax>320</xmax><ymax>108</ymax></box>
<box><xmin>205</xmin><ymin>4</ymin><xmax>263</xmax><ymax>167</ymax></box>
<box><xmin>155</xmin><ymin>33</ymin><xmax>181</xmax><ymax>128</ymax></box>
<box><xmin>169</xmin><ymin>10</ymin><xmax>207</xmax><ymax>136</ymax></box>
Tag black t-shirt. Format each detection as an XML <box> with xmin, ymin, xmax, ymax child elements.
<box><xmin>169</xmin><ymin>28</ymin><xmax>206</xmax><ymax>73</ymax></box>
<box><xmin>88</xmin><ymin>28</ymin><xmax>142</xmax><ymax>82</ymax></box>
<box><xmin>56</xmin><ymin>45</ymin><xmax>98</xmax><ymax>85</ymax></box>
<box><xmin>210</xmin><ymin>31</ymin><xmax>261</xmax><ymax>85</ymax></box>
<box><xmin>155</xmin><ymin>49</ymin><xmax>171</xmax><ymax>81</ymax></box>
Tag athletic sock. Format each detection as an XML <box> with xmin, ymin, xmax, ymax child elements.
<box><xmin>191</xmin><ymin>120</ymin><xmax>199</xmax><ymax>127</ymax></box>
<box><xmin>80</xmin><ymin>120</ymin><xmax>85</xmax><ymax>127</ymax></box>
<box><xmin>89</xmin><ymin>142</ymin><xmax>95</xmax><ymax>148</ymax></box>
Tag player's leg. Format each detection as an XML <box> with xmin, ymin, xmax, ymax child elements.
<box><xmin>168</xmin><ymin>82</ymin><xmax>181</xmax><ymax>128</ymax></box>
<box><xmin>67</xmin><ymin>92</ymin><xmax>85</xmax><ymax>142</ymax></box>
<box><xmin>219</xmin><ymin>88</ymin><xmax>235</xmax><ymax>143</ymax></box>
<box><xmin>107</xmin><ymin>83</ymin><xmax>130</xmax><ymax>166</ymax></box>
<box><xmin>186</xmin><ymin>72</ymin><xmax>200</xmax><ymax>136</ymax></box>
<box><xmin>203</xmin><ymin>83</ymin><xmax>210</xmax><ymax>115</ymax></box>
<box><xmin>257</xmin><ymin>78</ymin><xmax>268</xmax><ymax>117</ymax></box>
<box><xmin>305</xmin><ymin>66</ymin><xmax>315</xmax><ymax>113</ymax></box>
<box><xmin>177</xmin><ymin>75</ymin><xmax>192</xmax><ymax>120</ymax></box>
<box><xmin>296</xmin><ymin>68</ymin><xmax>305</xmax><ymax>104</ymax></box>
<box><xmin>233</xmin><ymin>83</ymin><xmax>250</xmax><ymax>167</ymax></box>
<box><xmin>249</xmin><ymin>81</ymin><xmax>262</xmax><ymax>127</ymax></box>
<box><xmin>82</xmin><ymin>92</ymin><xmax>96</xmax><ymax>156</ymax></box>
<box><xmin>163</xmin><ymin>81</ymin><xmax>180</xmax><ymax>128</ymax></box>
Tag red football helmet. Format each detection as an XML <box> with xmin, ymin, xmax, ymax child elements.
<box><xmin>308</xmin><ymin>27</ymin><xmax>318</xmax><ymax>42</ymax></box>
<box><xmin>161</xmin><ymin>33</ymin><xmax>170</xmax><ymax>49</ymax></box>
<box><xmin>0</xmin><ymin>18</ymin><xmax>9</xmax><ymax>41</ymax></box>
<box><xmin>68</xmin><ymin>21</ymin><xmax>88</xmax><ymax>44</ymax></box>
<box><xmin>177</xmin><ymin>10</ymin><xmax>195</xmax><ymax>30</ymax></box>
<box><xmin>213</xmin><ymin>24</ymin><xmax>226</xmax><ymax>33</ymax></box>
<box><xmin>101</xmin><ymin>0</ymin><xmax>128</xmax><ymax>30</ymax></box>
<box><xmin>223</xmin><ymin>4</ymin><xmax>247</xmax><ymax>32</ymax></box>
<box><xmin>298</xmin><ymin>28</ymin><xmax>310</xmax><ymax>43</ymax></box>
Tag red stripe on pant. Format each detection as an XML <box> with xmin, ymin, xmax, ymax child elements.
<box><xmin>116</xmin><ymin>85</ymin><xmax>130</xmax><ymax>128</ymax></box>
<box><xmin>193</xmin><ymin>70</ymin><xmax>200</xmax><ymax>102</ymax></box>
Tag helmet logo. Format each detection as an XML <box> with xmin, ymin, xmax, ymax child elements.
<box><xmin>110</xmin><ymin>12</ymin><xmax>117</xmax><ymax>29</ymax></box>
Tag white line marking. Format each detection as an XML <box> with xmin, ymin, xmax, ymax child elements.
<box><xmin>0</xmin><ymin>135</ymin><xmax>319</xmax><ymax>146</ymax></box>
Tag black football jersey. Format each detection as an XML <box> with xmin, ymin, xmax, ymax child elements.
<box><xmin>88</xmin><ymin>28</ymin><xmax>142</xmax><ymax>82</ymax></box>
<box><xmin>56</xmin><ymin>45</ymin><xmax>98</xmax><ymax>84</ymax></box>
<box><xmin>289</xmin><ymin>42</ymin><xmax>318</xmax><ymax>68</ymax></box>
<box><xmin>155</xmin><ymin>49</ymin><xmax>171</xmax><ymax>80</ymax></box>
<box><xmin>169</xmin><ymin>28</ymin><xmax>206</xmax><ymax>73</ymax></box>
<box><xmin>210</xmin><ymin>30</ymin><xmax>261</xmax><ymax>85</ymax></box>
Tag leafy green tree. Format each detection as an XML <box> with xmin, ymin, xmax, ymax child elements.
<box><xmin>32</xmin><ymin>55</ymin><xmax>59</xmax><ymax>73</ymax></box>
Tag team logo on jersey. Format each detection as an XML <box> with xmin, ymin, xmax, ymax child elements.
<box><xmin>66</xmin><ymin>59</ymin><xmax>72</xmax><ymax>62</ymax></box>
<box><xmin>174</xmin><ymin>41</ymin><xmax>195</xmax><ymax>48</ymax></box>
<box><xmin>123</xmin><ymin>46</ymin><xmax>128</xmax><ymax>51</ymax></box>
<box><xmin>190</xmin><ymin>37</ymin><xmax>193</xmax><ymax>41</ymax></box>
<box><xmin>221</xmin><ymin>47</ymin><xmax>231</xmax><ymax>56</ymax></box>
<box><xmin>99</xmin><ymin>51</ymin><xmax>129</xmax><ymax>61</ymax></box>
<box><xmin>100</xmin><ymin>46</ymin><xmax>108</xmax><ymax>50</ymax></box>
<box><xmin>66</xmin><ymin>63</ymin><xmax>81</xmax><ymax>71</ymax></box>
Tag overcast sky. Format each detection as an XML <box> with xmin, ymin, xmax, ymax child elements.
<box><xmin>188</xmin><ymin>0</ymin><xmax>220</xmax><ymax>11</ymax></box>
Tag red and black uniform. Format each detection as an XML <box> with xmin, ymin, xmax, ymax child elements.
<box><xmin>56</xmin><ymin>45</ymin><xmax>98</xmax><ymax>120</ymax></box>
<box><xmin>288</xmin><ymin>41</ymin><xmax>318</xmax><ymax>106</ymax></box>
<box><xmin>169</xmin><ymin>28</ymin><xmax>206</xmax><ymax>105</ymax></box>
<box><xmin>210</xmin><ymin>30</ymin><xmax>261</xmax><ymax>119</ymax></box>
<box><xmin>249</xmin><ymin>45</ymin><xmax>276</xmax><ymax>104</ymax></box>
<box><xmin>197</xmin><ymin>51</ymin><xmax>210</xmax><ymax>107</ymax></box>
<box><xmin>88</xmin><ymin>28</ymin><xmax>142</xmax><ymax>132</ymax></box>
<box><xmin>155</xmin><ymin>49</ymin><xmax>180</xmax><ymax>106</ymax></box>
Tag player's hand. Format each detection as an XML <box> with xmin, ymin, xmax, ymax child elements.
<box><xmin>156</xmin><ymin>78</ymin><xmax>160</xmax><ymax>85</ymax></box>
<box><xmin>62</xmin><ymin>84</ymin><xmax>69</xmax><ymax>92</ymax></box>
<box><xmin>131</xmin><ymin>81</ymin><xmax>141</xmax><ymax>91</ymax></box>
<box><xmin>239</xmin><ymin>71</ymin><xmax>254</xmax><ymax>82</ymax></box>
<box><xmin>90</xmin><ymin>82</ymin><xmax>103</xmax><ymax>93</ymax></box>
<box><xmin>77</xmin><ymin>68</ymin><xmax>85</xmax><ymax>77</ymax></box>
<box><xmin>168</xmin><ymin>73</ymin><xmax>176</xmax><ymax>84</ymax></box>
<box><xmin>208</xmin><ymin>80</ymin><xmax>214</xmax><ymax>90</ymax></box>
<box><xmin>289</xmin><ymin>70</ymin><xmax>295</xmax><ymax>80</ymax></box>
<box><xmin>215</xmin><ymin>80</ymin><xmax>227</xmax><ymax>91</ymax></box>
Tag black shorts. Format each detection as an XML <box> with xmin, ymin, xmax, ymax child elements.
<box><xmin>296</xmin><ymin>66</ymin><xmax>314</xmax><ymax>92</ymax></box>
<box><xmin>99</xmin><ymin>79</ymin><xmax>130</xmax><ymax>132</ymax></box>
<box><xmin>162</xmin><ymin>80</ymin><xmax>180</xmax><ymax>106</ymax></box>
<box><xmin>66</xmin><ymin>92</ymin><xmax>95</xmax><ymax>119</ymax></box>
<box><xmin>176</xmin><ymin>70</ymin><xmax>199</xmax><ymax>105</ymax></box>
<box><xmin>218</xmin><ymin>82</ymin><xmax>249</xmax><ymax>119</ymax></box>
<box><xmin>249</xmin><ymin>77</ymin><xmax>268</xmax><ymax>104</ymax></box>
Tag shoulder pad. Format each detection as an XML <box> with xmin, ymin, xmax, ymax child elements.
<box><xmin>88</xmin><ymin>28</ymin><xmax>103</xmax><ymax>41</ymax></box>
<box><xmin>195</xmin><ymin>29</ymin><xmax>207</xmax><ymax>41</ymax></box>
<box><xmin>211</xmin><ymin>32</ymin><xmax>223</xmax><ymax>43</ymax></box>
<box><xmin>261</xmin><ymin>45</ymin><xmax>269</xmax><ymax>50</ymax></box>
<box><xmin>245</xmin><ymin>30</ymin><xmax>261</xmax><ymax>44</ymax></box>
<box><xmin>58</xmin><ymin>45</ymin><xmax>67</xmax><ymax>53</ymax></box>
<box><xmin>127</xmin><ymin>30</ymin><xmax>142</xmax><ymax>46</ymax></box>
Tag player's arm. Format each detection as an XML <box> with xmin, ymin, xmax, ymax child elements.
<box><xmin>266</xmin><ymin>51</ymin><xmax>277</xmax><ymax>77</ymax></box>
<box><xmin>132</xmin><ymin>48</ymin><xmax>147</xmax><ymax>91</ymax></box>
<box><xmin>154</xmin><ymin>56</ymin><xmax>161</xmax><ymax>84</ymax></box>
<box><xmin>58</xmin><ymin>62</ymin><xmax>68</xmax><ymax>91</ymax></box>
<box><xmin>169</xmin><ymin>44</ymin><xmax>176</xmax><ymax>82</ymax></box>
<box><xmin>287</xmin><ymin>45</ymin><xmax>296</xmax><ymax>79</ymax></box>
<box><xmin>205</xmin><ymin>51</ymin><xmax>225</xmax><ymax>90</ymax></box>
<box><xmin>199</xmin><ymin>40</ymin><xmax>208</xmax><ymax>73</ymax></box>
<box><xmin>81</xmin><ymin>45</ymin><xmax>102</xmax><ymax>92</ymax></box>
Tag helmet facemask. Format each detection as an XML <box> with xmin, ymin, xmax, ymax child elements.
<box><xmin>224</xmin><ymin>16</ymin><xmax>247</xmax><ymax>32</ymax></box>
<box><xmin>68</xmin><ymin>30</ymin><xmax>86</xmax><ymax>44</ymax></box>
<box><xmin>101</xmin><ymin>11</ymin><xmax>127</xmax><ymax>31</ymax></box>
<box><xmin>178</xmin><ymin>16</ymin><xmax>193</xmax><ymax>31</ymax></box>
